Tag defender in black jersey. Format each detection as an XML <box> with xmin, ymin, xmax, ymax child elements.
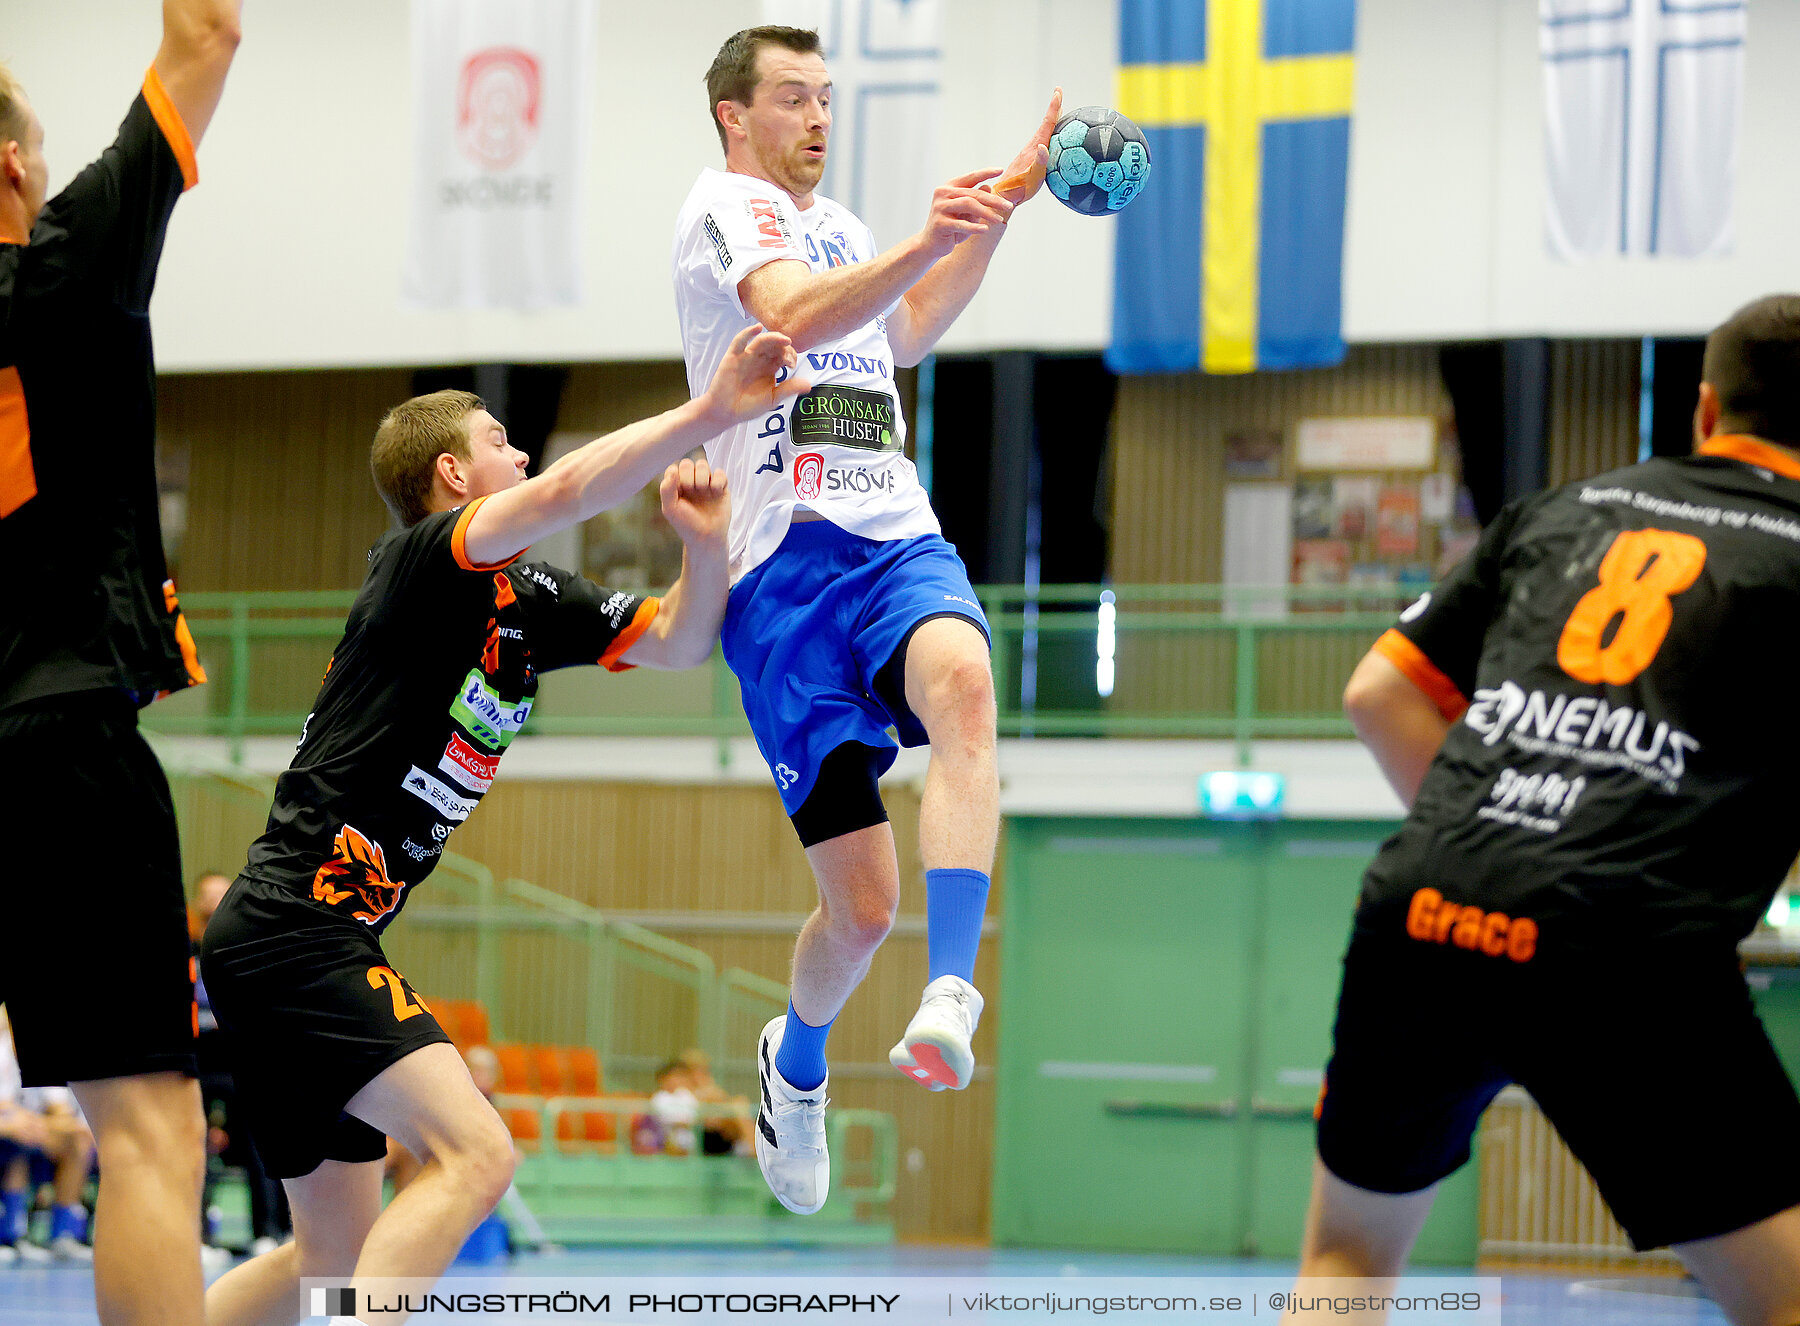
<box><xmin>196</xmin><ymin>326</ymin><xmax>803</xmax><ymax>1319</ymax></box>
<box><xmin>0</xmin><ymin>9</ymin><xmax>239</xmax><ymax>1323</ymax></box>
<box><xmin>1285</xmin><ymin>297</ymin><xmax>1800</xmax><ymax>1326</ymax></box>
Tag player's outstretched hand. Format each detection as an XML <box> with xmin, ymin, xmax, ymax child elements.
<box><xmin>702</xmin><ymin>324</ymin><xmax>809</xmax><ymax>427</ymax></box>
<box><xmin>659</xmin><ymin>457</ymin><xmax>730</xmax><ymax>548</ymax></box>
<box><xmin>992</xmin><ymin>88</ymin><xmax>1064</xmax><ymax>204</ymax></box>
<box><xmin>921</xmin><ymin>168</ymin><xmax>1017</xmax><ymax>259</ymax></box>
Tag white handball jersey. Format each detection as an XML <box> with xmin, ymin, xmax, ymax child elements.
<box><xmin>672</xmin><ymin>168</ymin><xmax>939</xmax><ymax>582</ymax></box>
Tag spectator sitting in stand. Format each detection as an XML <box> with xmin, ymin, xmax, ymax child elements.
<box><xmin>649</xmin><ymin>1061</ymin><xmax>699</xmax><ymax>1156</ymax></box>
<box><xmin>678</xmin><ymin>1048</ymin><xmax>753</xmax><ymax>1156</ymax></box>
<box><xmin>0</xmin><ymin>1007</ymin><xmax>95</xmax><ymax>1264</ymax></box>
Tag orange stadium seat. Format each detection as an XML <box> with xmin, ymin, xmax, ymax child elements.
<box><xmin>532</xmin><ymin>1046</ymin><xmax>564</xmax><ymax>1096</ymax></box>
<box><xmin>500</xmin><ymin>1105</ymin><xmax>541</xmax><ymax>1151</ymax></box>
<box><xmin>563</xmin><ymin>1046</ymin><xmax>602</xmax><ymax>1096</ymax></box>
<box><xmin>554</xmin><ymin>1101</ymin><xmax>618</xmax><ymax>1148</ymax></box>
<box><xmin>492</xmin><ymin>1043</ymin><xmax>532</xmax><ymax>1094</ymax></box>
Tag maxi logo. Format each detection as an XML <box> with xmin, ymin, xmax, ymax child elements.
<box><xmin>440</xmin><ymin>733</ymin><xmax>500</xmax><ymax>793</ymax></box>
<box><xmin>791</xmin><ymin>385</ymin><xmax>898</xmax><ymax>452</ymax></box>
<box><xmin>401</xmin><ymin>766</ymin><xmax>478</xmax><ymax>822</ymax></box>
<box><xmin>746</xmin><ymin>198</ymin><xmax>795</xmax><ymax>250</ymax></box>
<box><xmin>448</xmin><ymin>668</ymin><xmax>533</xmax><ymax>751</ymax></box>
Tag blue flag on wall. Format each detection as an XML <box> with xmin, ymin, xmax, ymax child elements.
<box><xmin>1107</xmin><ymin>0</ymin><xmax>1357</xmax><ymax>376</ymax></box>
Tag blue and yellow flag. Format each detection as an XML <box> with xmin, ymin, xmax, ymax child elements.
<box><xmin>1108</xmin><ymin>0</ymin><xmax>1356</xmax><ymax>375</ymax></box>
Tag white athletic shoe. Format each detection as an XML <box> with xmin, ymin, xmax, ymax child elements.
<box><xmin>248</xmin><ymin>1235</ymin><xmax>281</xmax><ymax>1257</ymax></box>
<box><xmin>754</xmin><ymin>1016</ymin><xmax>830</xmax><ymax>1215</ymax></box>
<box><xmin>10</xmin><ymin>1240</ymin><xmax>51</xmax><ymax>1265</ymax></box>
<box><xmin>49</xmin><ymin>1235</ymin><xmax>92</xmax><ymax>1262</ymax></box>
<box><xmin>0</xmin><ymin>1244</ymin><xmax>17</xmax><ymax>1266</ymax></box>
<box><xmin>889</xmin><ymin>975</ymin><xmax>984</xmax><ymax>1091</ymax></box>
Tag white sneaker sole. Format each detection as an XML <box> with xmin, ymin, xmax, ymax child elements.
<box><xmin>889</xmin><ymin>1028</ymin><xmax>974</xmax><ymax>1091</ymax></box>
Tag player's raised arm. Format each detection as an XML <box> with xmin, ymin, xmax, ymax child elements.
<box><xmin>737</xmin><ymin>172</ymin><xmax>1015</xmax><ymax>355</ymax></box>
<box><xmin>886</xmin><ymin>90</ymin><xmax>1061</xmax><ymax>368</ymax></box>
<box><xmin>151</xmin><ymin>0</ymin><xmax>244</xmax><ymax>148</ymax></box>
<box><xmin>458</xmin><ymin>326</ymin><xmax>805</xmax><ymax>568</ymax></box>
<box><xmin>619</xmin><ymin>460</ymin><xmax>732</xmax><ymax>670</ymax></box>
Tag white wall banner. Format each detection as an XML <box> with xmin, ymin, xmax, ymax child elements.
<box><xmin>759</xmin><ymin>0</ymin><xmax>942</xmax><ymax>250</ymax></box>
<box><xmin>404</xmin><ymin>0</ymin><xmax>592</xmax><ymax>309</ymax></box>
<box><xmin>1541</xmin><ymin>0</ymin><xmax>1747</xmax><ymax>260</ymax></box>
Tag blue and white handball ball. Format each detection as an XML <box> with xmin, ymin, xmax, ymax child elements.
<box><xmin>1045</xmin><ymin>106</ymin><xmax>1151</xmax><ymax>215</ymax></box>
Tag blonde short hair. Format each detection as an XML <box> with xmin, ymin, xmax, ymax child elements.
<box><xmin>369</xmin><ymin>390</ymin><xmax>482</xmax><ymax>526</ymax></box>
<box><xmin>0</xmin><ymin>63</ymin><xmax>29</xmax><ymax>150</ymax></box>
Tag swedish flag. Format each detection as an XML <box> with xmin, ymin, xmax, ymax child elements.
<box><xmin>1108</xmin><ymin>0</ymin><xmax>1356</xmax><ymax>375</ymax></box>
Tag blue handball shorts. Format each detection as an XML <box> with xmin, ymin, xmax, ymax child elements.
<box><xmin>722</xmin><ymin>522</ymin><xmax>991</xmax><ymax>815</ymax></box>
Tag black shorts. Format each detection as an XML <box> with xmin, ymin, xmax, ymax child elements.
<box><xmin>1317</xmin><ymin>920</ymin><xmax>1800</xmax><ymax>1250</ymax></box>
<box><xmin>0</xmin><ymin>692</ymin><xmax>196</xmax><ymax>1086</ymax></box>
<box><xmin>198</xmin><ymin>873</ymin><xmax>451</xmax><ymax>1179</ymax></box>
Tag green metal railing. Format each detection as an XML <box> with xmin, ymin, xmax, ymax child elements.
<box><xmin>150</xmin><ymin>583</ymin><xmax>1412</xmax><ymax>763</ymax></box>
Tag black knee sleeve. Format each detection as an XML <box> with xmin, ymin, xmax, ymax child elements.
<box><xmin>790</xmin><ymin>742</ymin><xmax>890</xmax><ymax>847</ymax></box>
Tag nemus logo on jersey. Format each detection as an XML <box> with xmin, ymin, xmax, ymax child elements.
<box><xmin>1463</xmin><ymin>680</ymin><xmax>1700</xmax><ymax>790</ymax></box>
<box><xmin>449</xmin><ymin>669</ymin><xmax>533</xmax><ymax>751</ymax></box>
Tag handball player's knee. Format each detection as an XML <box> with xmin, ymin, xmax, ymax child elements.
<box><xmin>451</xmin><ymin>1115</ymin><xmax>518</xmax><ymax>1210</ymax></box>
<box><xmin>842</xmin><ymin>895</ymin><xmax>898</xmax><ymax>953</ymax></box>
<box><xmin>90</xmin><ymin>1080</ymin><xmax>206</xmax><ymax>1188</ymax></box>
<box><xmin>928</xmin><ymin>656</ymin><xmax>996</xmax><ymax>730</ymax></box>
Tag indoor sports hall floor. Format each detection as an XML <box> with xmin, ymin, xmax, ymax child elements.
<box><xmin>0</xmin><ymin>1245</ymin><xmax>1731</xmax><ymax>1324</ymax></box>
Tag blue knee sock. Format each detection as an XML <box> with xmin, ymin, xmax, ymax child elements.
<box><xmin>926</xmin><ymin>868</ymin><xmax>991</xmax><ymax>983</ymax></box>
<box><xmin>775</xmin><ymin>1002</ymin><xmax>833</xmax><ymax>1093</ymax></box>
<box><xmin>2</xmin><ymin>1190</ymin><xmax>24</xmax><ymax>1243</ymax></box>
<box><xmin>50</xmin><ymin>1204</ymin><xmax>85</xmax><ymax>1242</ymax></box>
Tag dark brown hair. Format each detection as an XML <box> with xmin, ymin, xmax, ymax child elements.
<box><xmin>704</xmin><ymin>26</ymin><xmax>823</xmax><ymax>153</ymax></box>
<box><xmin>1703</xmin><ymin>295</ymin><xmax>1800</xmax><ymax>446</ymax></box>
<box><xmin>370</xmin><ymin>390</ymin><xmax>483</xmax><ymax>526</ymax></box>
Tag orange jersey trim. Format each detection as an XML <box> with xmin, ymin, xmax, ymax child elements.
<box><xmin>0</xmin><ymin>366</ymin><xmax>35</xmax><ymax>519</ymax></box>
<box><xmin>600</xmin><ymin>598</ymin><xmax>661</xmax><ymax>672</ymax></box>
<box><xmin>164</xmin><ymin>580</ymin><xmax>208</xmax><ymax>687</ymax></box>
<box><xmin>1698</xmin><ymin>434</ymin><xmax>1800</xmax><ymax>482</ymax></box>
<box><xmin>142</xmin><ymin>67</ymin><xmax>198</xmax><ymax>192</ymax></box>
<box><xmin>450</xmin><ymin>496</ymin><xmax>524</xmax><ymax>572</ymax></box>
<box><xmin>1372</xmin><ymin>628</ymin><xmax>1468</xmax><ymax>722</ymax></box>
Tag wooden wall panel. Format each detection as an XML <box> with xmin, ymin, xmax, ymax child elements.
<box><xmin>162</xmin><ymin>369</ymin><xmax>411</xmax><ymax>591</ymax></box>
<box><xmin>1108</xmin><ymin>345</ymin><xmax>1450</xmax><ymax>586</ymax></box>
<box><xmin>1548</xmin><ymin>340</ymin><xmax>1642</xmax><ymax>486</ymax></box>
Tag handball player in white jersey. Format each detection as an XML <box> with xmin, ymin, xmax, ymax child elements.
<box><xmin>672</xmin><ymin>24</ymin><xmax>1060</xmax><ymax>1213</ymax></box>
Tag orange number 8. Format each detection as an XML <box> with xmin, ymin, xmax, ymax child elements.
<box><xmin>1556</xmin><ymin>528</ymin><xmax>1706</xmax><ymax>685</ymax></box>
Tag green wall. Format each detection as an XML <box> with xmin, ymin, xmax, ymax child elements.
<box><xmin>991</xmin><ymin>817</ymin><xmax>1478</xmax><ymax>1264</ymax></box>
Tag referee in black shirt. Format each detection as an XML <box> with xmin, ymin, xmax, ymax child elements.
<box><xmin>0</xmin><ymin>4</ymin><xmax>240</xmax><ymax>1322</ymax></box>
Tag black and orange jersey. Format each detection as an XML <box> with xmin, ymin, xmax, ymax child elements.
<box><xmin>1360</xmin><ymin>435</ymin><xmax>1800</xmax><ymax>958</ymax></box>
<box><xmin>0</xmin><ymin>71</ymin><xmax>207</xmax><ymax>711</ymax></box>
<box><xmin>240</xmin><ymin>497</ymin><xmax>657</xmax><ymax>935</ymax></box>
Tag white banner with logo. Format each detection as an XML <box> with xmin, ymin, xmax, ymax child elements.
<box><xmin>1540</xmin><ymin>0</ymin><xmax>1746</xmax><ymax>260</ymax></box>
<box><xmin>404</xmin><ymin>0</ymin><xmax>592</xmax><ymax>309</ymax></box>
<box><xmin>760</xmin><ymin>0</ymin><xmax>942</xmax><ymax>251</ymax></box>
